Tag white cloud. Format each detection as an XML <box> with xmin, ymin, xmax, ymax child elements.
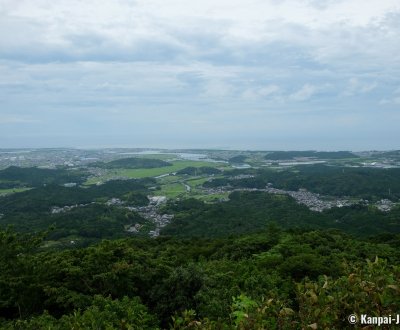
<box><xmin>1</xmin><ymin>0</ymin><xmax>400</xmax><ymax>148</ymax></box>
<box><xmin>290</xmin><ymin>84</ymin><xmax>317</xmax><ymax>101</ymax></box>
<box><xmin>1</xmin><ymin>0</ymin><xmax>400</xmax><ymax>66</ymax></box>
<box><xmin>202</xmin><ymin>79</ymin><xmax>234</xmax><ymax>98</ymax></box>
<box><xmin>0</xmin><ymin>114</ymin><xmax>40</xmax><ymax>124</ymax></box>
<box><xmin>242</xmin><ymin>84</ymin><xmax>280</xmax><ymax>100</ymax></box>
<box><xmin>343</xmin><ymin>78</ymin><xmax>378</xmax><ymax>96</ymax></box>
<box><xmin>379</xmin><ymin>86</ymin><xmax>400</xmax><ymax>105</ymax></box>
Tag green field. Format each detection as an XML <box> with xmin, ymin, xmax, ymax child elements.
<box><xmin>157</xmin><ymin>183</ymin><xmax>187</xmax><ymax>198</ymax></box>
<box><xmin>85</xmin><ymin>160</ymin><xmax>229</xmax><ymax>184</ymax></box>
<box><xmin>0</xmin><ymin>187</ymin><xmax>31</xmax><ymax>195</ymax></box>
<box><xmin>185</xmin><ymin>177</ymin><xmax>211</xmax><ymax>187</ymax></box>
<box><xmin>157</xmin><ymin>175</ymin><xmax>182</xmax><ymax>184</ymax></box>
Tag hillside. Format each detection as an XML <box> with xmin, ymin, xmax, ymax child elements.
<box><xmin>92</xmin><ymin>157</ymin><xmax>172</xmax><ymax>169</ymax></box>
<box><xmin>1</xmin><ymin>228</ymin><xmax>399</xmax><ymax>329</ymax></box>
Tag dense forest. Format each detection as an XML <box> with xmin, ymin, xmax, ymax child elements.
<box><xmin>205</xmin><ymin>165</ymin><xmax>400</xmax><ymax>201</ymax></box>
<box><xmin>0</xmin><ymin>178</ymin><xmax>154</xmax><ymax>214</ymax></box>
<box><xmin>162</xmin><ymin>191</ymin><xmax>400</xmax><ymax>237</ymax></box>
<box><xmin>177</xmin><ymin>167</ymin><xmax>222</xmax><ymax>176</ymax></box>
<box><xmin>0</xmin><ymin>227</ymin><xmax>399</xmax><ymax>329</ymax></box>
<box><xmin>0</xmin><ymin>166</ymin><xmax>87</xmax><ymax>188</ymax></box>
<box><xmin>228</xmin><ymin>155</ymin><xmax>248</xmax><ymax>164</ymax></box>
<box><xmin>0</xmin><ymin>178</ymin><xmax>155</xmax><ymax>245</ymax></box>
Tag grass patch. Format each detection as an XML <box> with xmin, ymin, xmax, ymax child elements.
<box><xmin>157</xmin><ymin>183</ymin><xmax>186</xmax><ymax>198</ymax></box>
<box><xmin>157</xmin><ymin>175</ymin><xmax>182</xmax><ymax>184</ymax></box>
<box><xmin>85</xmin><ymin>161</ymin><xmax>225</xmax><ymax>184</ymax></box>
<box><xmin>0</xmin><ymin>187</ymin><xmax>31</xmax><ymax>195</ymax></box>
<box><xmin>185</xmin><ymin>177</ymin><xmax>211</xmax><ymax>188</ymax></box>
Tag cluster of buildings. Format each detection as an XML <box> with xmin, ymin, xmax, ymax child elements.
<box><xmin>376</xmin><ymin>199</ymin><xmax>395</xmax><ymax>212</ymax></box>
<box><xmin>201</xmin><ymin>184</ymin><xmax>354</xmax><ymax>212</ymax></box>
<box><xmin>51</xmin><ymin>202</ymin><xmax>94</xmax><ymax>214</ymax></box>
<box><xmin>0</xmin><ymin>149</ymin><xmax>101</xmax><ymax>169</ymax></box>
<box><xmin>106</xmin><ymin>198</ymin><xmax>125</xmax><ymax>206</ymax></box>
<box><xmin>264</xmin><ymin>186</ymin><xmax>352</xmax><ymax>212</ymax></box>
<box><xmin>126</xmin><ymin>196</ymin><xmax>174</xmax><ymax>237</ymax></box>
<box><xmin>47</xmin><ymin>193</ymin><xmax>174</xmax><ymax>238</ymax></box>
<box><xmin>202</xmin><ymin>182</ymin><xmax>400</xmax><ymax>214</ymax></box>
<box><xmin>231</xmin><ymin>174</ymin><xmax>255</xmax><ymax>180</ymax></box>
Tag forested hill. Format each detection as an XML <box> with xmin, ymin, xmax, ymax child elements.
<box><xmin>177</xmin><ymin>166</ymin><xmax>221</xmax><ymax>175</ymax></box>
<box><xmin>0</xmin><ymin>228</ymin><xmax>399</xmax><ymax>329</ymax></box>
<box><xmin>161</xmin><ymin>191</ymin><xmax>400</xmax><ymax>238</ymax></box>
<box><xmin>0</xmin><ymin>178</ymin><xmax>154</xmax><ymax>213</ymax></box>
<box><xmin>204</xmin><ymin>164</ymin><xmax>400</xmax><ymax>201</ymax></box>
<box><xmin>91</xmin><ymin>157</ymin><xmax>172</xmax><ymax>169</ymax></box>
<box><xmin>0</xmin><ymin>178</ymin><xmax>155</xmax><ymax>245</ymax></box>
<box><xmin>0</xmin><ymin>166</ymin><xmax>87</xmax><ymax>188</ymax></box>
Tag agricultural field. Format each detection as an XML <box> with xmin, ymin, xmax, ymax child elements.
<box><xmin>85</xmin><ymin>159</ymin><xmax>229</xmax><ymax>184</ymax></box>
<box><xmin>157</xmin><ymin>182</ymin><xmax>186</xmax><ymax>198</ymax></box>
<box><xmin>0</xmin><ymin>187</ymin><xmax>31</xmax><ymax>195</ymax></box>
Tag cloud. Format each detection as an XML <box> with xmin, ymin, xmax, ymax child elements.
<box><xmin>242</xmin><ymin>84</ymin><xmax>280</xmax><ymax>100</ymax></box>
<box><xmin>343</xmin><ymin>78</ymin><xmax>377</xmax><ymax>96</ymax></box>
<box><xmin>379</xmin><ymin>86</ymin><xmax>400</xmax><ymax>105</ymax></box>
<box><xmin>202</xmin><ymin>79</ymin><xmax>234</xmax><ymax>98</ymax></box>
<box><xmin>1</xmin><ymin>1</ymin><xmax>400</xmax><ymax>149</ymax></box>
<box><xmin>0</xmin><ymin>115</ymin><xmax>40</xmax><ymax>124</ymax></box>
<box><xmin>290</xmin><ymin>84</ymin><xmax>317</xmax><ymax>101</ymax></box>
<box><xmin>1</xmin><ymin>0</ymin><xmax>399</xmax><ymax>66</ymax></box>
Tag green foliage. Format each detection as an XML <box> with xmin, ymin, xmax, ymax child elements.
<box><xmin>2</xmin><ymin>204</ymin><xmax>146</xmax><ymax>240</ymax></box>
<box><xmin>177</xmin><ymin>167</ymin><xmax>221</xmax><ymax>176</ymax></box>
<box><xmin>231</xmin><ymin>294</ymin><xmax>259</xmax><ymax>327</ymax></box>
<box><xmin>0</xmin><ymin>179</ymin><xmax>153</xmax><ymax>244</ymax></box>
<box><xmin>122</xmin><ymin>191</ymin><xmax>149</xmax><ymax>205</ymax></box>
<box><xmin>92</xmin><ymin>157</ymin><xmax>172</xmax><ymax>169</ymax></box>
<box><xmin>1</xmin><ymin>227</ymin><xmax>400</xmax><ymax>329</ymax></box>
<box><xmin>295</xmin><ymin>257</ymin><xmax>400</xmax><ymax>329</ymax></box>
<box><xmin>6</xmin><ymin>296</ymin><xmax>158</xmax><ymax>330</ymax></box>
<box><xmin>0</xmin><ymin>178</ymin><xmax>153</xmax><ymax>214</ymax></box>
<box><xmin>0</xmin><ymin>229</ymin><xmax>47</xmax><ymax>319</ymax></box>
<box><xmin>171</xmin><ymin>259</ymin><xmax>400</xmax><ymax>329</ymax></box>
<box><xmin>164</xmin><ymin>189</ymin><xmax>400</xmax><ymax>238</ymax></box>
<box><xmin>0</xmin><ymin>166</ymin><xmax>87</xmax><ymax>188</ymax></box>
<box><xmin>161</xmin><ymin>192</ymin><xmax>330</xmax><ymax>237</ymax></box>
<box><xmin>152</xmin><ymin>264</ymin><xmax>206</xmax><ymax>324</ymax></box>
<box><xmin>229</xmin><ymin>155</ymin><xmax>248</xmax><ymax>164</ymax></box>
<box><xmin>2</xmin><ymin>155</ymin><xmax>400</xmax><ymax>329</ymax></box>
<box><xmin>205</xmin><ymin>164</ymin><xmax>400</xmax><ymax>201</ymax></box>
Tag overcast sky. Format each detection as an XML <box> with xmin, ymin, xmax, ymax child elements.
<box><xmin>1</xmin><ymin>0</ymin><xmax>399</xmax><ymax>150</ymax></box>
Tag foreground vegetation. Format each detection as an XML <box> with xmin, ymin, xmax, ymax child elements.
<box><xmin>0</xmin><ymin>228</ymin><xmax>399</xmax><ymax>329</ymax></box>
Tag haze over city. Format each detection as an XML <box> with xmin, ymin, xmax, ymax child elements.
<box><xmin>1</xmin><ymin>0</ymin><xmax>400</xmax><ymax>150</ymax></box>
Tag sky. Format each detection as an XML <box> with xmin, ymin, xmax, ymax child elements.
<box><xmin>0</xmin><ymin>0</ymin><xmax>400</xmax><ymax>150</ymax></box>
